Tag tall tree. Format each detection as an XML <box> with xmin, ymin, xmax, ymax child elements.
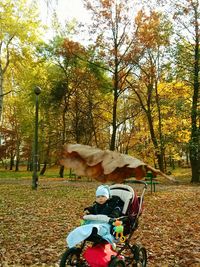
<box><xmin>41</xmin><ymin>37</ymin><xmax>110</xmax><ymax>176</ymax></box>
<box><xmin>173</xmin><ymin>0</ymin><xmax>200</xmax><ymax>182</ymax></box>
<box><xmin>128</xmin><ymin>10</ymin><xmax>172</xmax><ymax>171</ymax></box>
<box><xmin>0</xmin><ymin>0</ymin><xmax>41</xmax><ymax>121</ymax></box>
<box><xmin>1</xmin><ymin>94</ymin><xmax>35</xmax><ymax>171</ymax></box>
<box><xmin>83</xmin><ymin>0</ymin><xmax>142</xmax><ymax>151</ymax></box>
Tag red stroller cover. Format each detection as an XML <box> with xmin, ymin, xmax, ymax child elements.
<box><xmin>83</xmin><ymin>243</ymin><xmax>117</xmax><ymax>267</ymax></box>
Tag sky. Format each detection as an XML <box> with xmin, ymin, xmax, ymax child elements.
<box><xmin>37</xmin><ymin>0</ymin><xmax>91</xmax><ymax>41</ymax></box>
<box><xmin>55</xmin><ymin>0</ymin><xmax>89</xmax><ymax>22</ymax></box>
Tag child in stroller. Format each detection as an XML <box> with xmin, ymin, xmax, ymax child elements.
<box><xmin>60</xmin><ymin>181</ymin><xmax>147</xmax><ymax>267</ymax></box>
<box><xmin>66</xmin><ymin>185</ymin><xmax>124</xmax><ymax>249</ymax></box>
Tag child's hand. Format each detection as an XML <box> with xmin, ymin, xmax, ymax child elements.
<box><xmin>84</xmin><ymin>210</ymin><xmax>90</xmax><ymax>215</ymax></box>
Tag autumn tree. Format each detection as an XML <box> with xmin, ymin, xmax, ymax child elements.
<box><xmin>41</xmin><ymin>37</ymin><xmax>110</xmax><ymax>176</ymax></box>
<box><xmin>172</xmin><ymin>0</ymin><xmax>200</xmax><ymax>182</ymax></box>
<box><xmin>157</xmin><ymin>82</ymin><xmax>191</xmax><ymax>169</ymax></box>
<box><xmin>83</xmin><ymin>0</ymin><xmax>144</xmax><ymax>151</ymax></box>
<box><xmin>1</xmin><ymin>94</ymin><xmax>35</xmax><ymax>171</ymax></box>
<box><xmin>0</xmin><ymin>0</ymin><xmax>42</xmax><ymax>121</ymax></box>
<box><xmin>46</xmin><ymin>39</ymin><xmax>83</xmax><ymax>141</ymax></box>
<box><xmin>0</xmin><ymin>126</ymin><xmax>16</xmax><ymax>170</ymax></box>
<box><xmin>127</xmin><ymin>10</ymin><xmax>173</xmax><ymax>171</ymax></box>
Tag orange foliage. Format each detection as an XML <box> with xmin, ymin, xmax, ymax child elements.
<box><xmin>135</xmin><ymin>10</ymin><xmax>169</xmax><ymax>48</ymax></box>
<box><xmin>60</xmin><ymin>38</ymin><xmax>86</xmax><ymax>60</ymax></box>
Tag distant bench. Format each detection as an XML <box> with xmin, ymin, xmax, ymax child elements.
<box><xmin>67</xmin><ymin>169</ymin><xmax>92</xmax><ymax>182</ymax></box>
<box><xmin>144</xmin><ymin>174</ymin><xmax>159</xmax><ymax>193</ymax></box>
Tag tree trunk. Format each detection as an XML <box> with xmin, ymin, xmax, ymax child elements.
<box><xmin>28</xmin><ymin>159</ymin><xmax>33</xmax><ymax>171</ymax></box>
<box><xmin>0</xmin><ymin>71</ymin><xmax>4</xmax><ymax>122</ymax></box>
<box><xmin>15</xmin><ymin>140</ymin><xmax>20</xmax><ymax>171</ymax></box>
<box><xmin>40</xmin><ymin>161</ymin><xmax>47</xmax><ymax>175</ymax></box>
<box><xmin>190</xmin><ymin>97</ymin><xmax>200</xmax><ymax>183</ymax></box>
<box><xmin>169</xmin><ymin>156</ymin><xmax>175</xmax><ymax>170</ymax></box>
<box><xmin>15</xmin><ymin>158</ymin><xmax>19</xmax><ymax>171</ymax></box>
<box><xmin>110</xmin><ymin>93</ymin><xmax>118</xmax><ymax>151</ymax></box>
<box><xmin>59</xmin><ymin>165</ymin><xmax>64</xmax><ymax>178</ymax></box>
<box><xmin>27</xmin><ymin>161</ymin><xmax>30</xmax><ymax>171</ymax></box>
<box><xmin>155</xmin><ymin>79</ymin><xmax>166</xmax><ymax>172</ymax></box>
<box><xmin>110</xmin><ymin>54</ymin><xmax>119</xmax><ymax>151</ymax></box>
<box><xmin>190</xmin><ymin>6</ymin><xmax>200</xmax><ymax>183</ymax></box>
<box><xmin>9</xmin><ymin>155</ymin><xmax>14</xmax><ymax>170</ymax></box>
<box><xmin>147</xmin><ymin>105</ymin><xmax>165</xmax><ymax>172</ymax></box>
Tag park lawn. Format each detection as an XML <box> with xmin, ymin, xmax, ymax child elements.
<box><xmin>0</xmin><ymin>178</ymin><xmax>200</xmax><ymax>267</ymax></box>
<box><xmin>0</xmin><ymin>167</ymin><xmax>63</xmax><ymax>180</ymax></box>
<box><xmin>0</xmin><ymin>169</ymin><xmax>32</xmax><ymax>179</ymax></box>
<box><xmin>0</xmin><ymin>167</ymin><xmax>91</xmax><ymax>181</ymax></box>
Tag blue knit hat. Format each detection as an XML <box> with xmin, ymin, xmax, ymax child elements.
<box><xmin>96</xmin><ymin>185</ymin><xmax>110</xmax><ymax>199</ymax></box>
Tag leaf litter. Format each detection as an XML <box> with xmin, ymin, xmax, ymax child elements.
<box><xmin>0</xmin><ymin>181</ymin><xmax>200</xmax><ymax>266</ymax></box>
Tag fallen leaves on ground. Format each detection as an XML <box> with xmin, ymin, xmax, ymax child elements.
<box><xmin>134</xmin><ymin>185</ymin><xmax>200</xmax><ymax>267</ymax></box>
<box><xmin>0</xmin><ymin>180</ymin><xmax>200</xmax><ymax>266</ymax></box>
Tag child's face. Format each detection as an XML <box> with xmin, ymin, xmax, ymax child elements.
<box><xmin>96</xmin><ymin>195</ymin><xmax>108</xmax><ymax>205</ymax></box>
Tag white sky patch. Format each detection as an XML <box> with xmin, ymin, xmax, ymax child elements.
<box><xmin>56</xmin><ymin>0</ymin><xmax>88</xmax><ymax>22</ymax></box>
<box><xmin>37</xmin><ymin>0</ymin><xmax>91</xmax><ymax>41</ymax></box>
<box><xmin>38</xmin><ymin>0</ymin><xmax>90</xmax><ymax>26</ymax></box>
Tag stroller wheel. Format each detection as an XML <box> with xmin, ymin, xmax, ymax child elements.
<box><xmin>109</xmin><ymin>257</ymin><xmax>126</xmax><ymax>267</ymax></box>
<box><xmin>132</xmin><ymin>245</ymin><xmax>147</xmax><ymax>267</ymax></box>
<box><xmin>59</xmin><ymin>247</ymin><xmax>82</xmax><ymax>267</ymax></box>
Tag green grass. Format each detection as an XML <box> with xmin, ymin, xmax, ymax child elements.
<box><xmin>0</xmin><ymin>166</ymin><xmax>91</xmax><ymax>181</ymax></box>
<box><xmin>0</xmin><ymin>166</ymin><xmax>60</xmax><ymax>179</ymax></box>
<box><xmin>0</xmin><ymin>169</ymin><xmax>32</xmax><ymax>179</ymax></box>
<box><xmin>0</xmin><ymin>165</ymin><xmax>193</xmax><ymax>185</ymax></box>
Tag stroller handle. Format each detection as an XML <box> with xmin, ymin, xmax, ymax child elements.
<box><xmin>124</xmin><ymin>179</ymin><xmax>148</xmax><ymax>189</ymax></box>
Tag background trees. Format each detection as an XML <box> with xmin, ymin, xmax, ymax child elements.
<box><xmin>0</xmin><ymin>0</ymin><xmax>199</xmax><ymax>182</ymax></box>
<box><xmin>0</xmin><ymin>0</ymin><xmax>42</xmax><ymax>121</ymax></box>
<box><xmin>172</xmin><ymin>0</ymin><xmax>200</xmax><ymax>182</ymax></box>
<box><xmin>127</xmin><ymin>10</ymin><xmax>173</xmax><ymax>171</ymax></box>
<box><xmin>83</xmin><ymin>0</ymin><xmax>143</xmax><ymax>151</ymax></box>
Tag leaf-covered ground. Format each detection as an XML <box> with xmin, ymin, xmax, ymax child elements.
<box><xmin>0</xmin><ymin>179</ymin><xmax>200</xmax><ymax>267</ymax></box>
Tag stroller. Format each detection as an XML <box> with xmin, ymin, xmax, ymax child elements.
<box><xmin>59</xmin><ymin>180</ymin><xmax>148</xmax><ymax>267</ymax></box>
